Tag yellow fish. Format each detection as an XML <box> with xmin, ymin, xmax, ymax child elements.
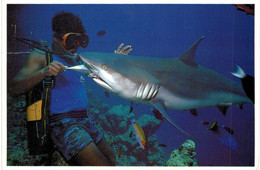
<box><xmin>131</xmin><ymin>118</ymin><xmax>146</xmax><ymax>149</ymax></box>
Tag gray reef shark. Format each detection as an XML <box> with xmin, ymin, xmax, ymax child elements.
<box><xmin>78</xmin><ymin>36</ymin><xmax>252</xmax><ymax>137</ymax></box>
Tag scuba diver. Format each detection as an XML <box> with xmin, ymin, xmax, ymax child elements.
<box><xmin>10</xmin><ymin>11</ymin><xmax>132</xmax><ymax>166</ymax></box>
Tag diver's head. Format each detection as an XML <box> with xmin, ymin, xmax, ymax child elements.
<box><xmin>52</xmin><ymin>11</ymin><xmax>89</xmax><ymax>54</ymax></box>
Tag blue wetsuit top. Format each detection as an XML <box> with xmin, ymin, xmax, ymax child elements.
<box><xmin>49</xmin><ymin>54</ymin><xmax>88</xmax><ymax>115</ymax></box>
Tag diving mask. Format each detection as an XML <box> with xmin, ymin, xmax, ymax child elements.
<box><xmin>62</xmin><ymin>32</ymin><xmax>89</xmax><ymax>50</ymax></box>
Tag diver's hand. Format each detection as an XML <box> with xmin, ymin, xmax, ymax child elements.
<box><xmin>114</xmin><ymin>43</ymin><xmax>132</xmax><ymax>55</ymax></box>
<box><xmin>42</xmin><ymin>61</ymin><xmax>65</xmax><ymax>76</ymax></box>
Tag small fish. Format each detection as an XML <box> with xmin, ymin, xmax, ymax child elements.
<box><xmin>189</xmin><ymin>109</ymin><xmax>198</xmax><ymax>116</ymax></box>
<box><xmin>208</xmin><ymin>120</ymin><xmax>218</xmax><ymax>132</ymax></box>
<box><xmin>158</xmin><ymin>144</ymin><xmax>167</xmax><ymax>147</ymax></box>
<box><xmin>231</xmin><ymin>65</ymin><xmax>254</xmax><ymax>103</ymax></box>
<box><xmin>65</xmin><ymin>65</ymin><xmax>91</xmax><ymax>75</ymax></box>
<box><xmin>152</xmin><ymin>109</ymin><xmax>164</xmax><ymax>120</ymax></box>
<box><xmin>222</xmin><ymin>125</ymin><xmax>234</xmax><ymax>135</ymax></box>
<box><xmin>97</xmin><ymin>30</ymin><xmax>106</xmax><ymax>37</ymax></box>
<box><xmin>129</xmin><ymin>131</ymin><xmax>133</xmax><ymax>138</ymax></box>
<box><xmin>104</xmin><ymin>91</ymin><xmax>110</xmax><ymax>97</ymax></box>
<box><xmin>129</xmin><ymin>106</ymin><xmax>134</xmax><ymax>113</ymax></box>
<box><xmin>202</xmin><ymin>121</ymin><xmax>210</xmax><ymax>125</ymax></box>
<box><xmin>131</xmin><ymin>118</ymin><xmax>146</xmax><ymax>149</ymax></box>
<box><xmin>118</xmin><ymin>144</ymin><xmax>123</xmax><ymax>158</ymax></box>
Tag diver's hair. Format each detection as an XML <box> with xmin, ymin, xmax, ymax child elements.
<box><xmin>52</xmin><ymin>11</ymin><xmax>86</xmax><ymax>40</ymax></box>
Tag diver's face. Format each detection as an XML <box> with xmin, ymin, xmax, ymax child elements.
<box><xmin>53</xmin><ymin>37</ymin><xmax>79</xmax><ymax>55</ymax></box>
<box><xmin>66</xmin><ymin>45</ymin><xmax>79</xmax><ymax>55</ymax></box>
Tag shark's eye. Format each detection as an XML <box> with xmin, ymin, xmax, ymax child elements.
<box><xmin>102</xmin><ymin>65</ymin><xmax>108</xmax><ymax>70</ymax></box>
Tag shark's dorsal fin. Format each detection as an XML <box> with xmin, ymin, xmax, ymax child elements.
<box><xmin>150</xmin><ymin>100</ymin><xmax>196</xmax><ymax>140</ymax></box>
<box><xmin>179</xmin><ymin>36</ymin><xmax>205</xmax><ymax>67</ymax></box>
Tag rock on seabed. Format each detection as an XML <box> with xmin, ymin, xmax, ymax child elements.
<box><xmin>166</xmin><ymin>140</ymin><xmax>198</xmax><ymax>166</ymax></box>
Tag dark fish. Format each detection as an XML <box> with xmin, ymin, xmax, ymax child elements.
<box><xmin>202</xmin><ymin>121</ymin><xmax>209</xmax><ymax>125</ymax></box>
<box><xmin>231</xmin><ymin>65</ymin><xmax>254</xmax><ymax>103</ymax></box>
<box><xmin>118</xmin><ymin>145</ymin><xmax>123</xmax><ymax>158</ymax></box>
<box><xmin>158</xmin><ymin>144</ymin><xmax>167</xmax><ymax>147</ymax></box>
<box><xmin>104</xmin><ymin>91</ymin><xmax>110</xmax><ymax>97</ymax></box>
<box><xmin>129</xmin><ymin>131</ymin><xmax>133</xmax><ymax>138</ymax></box>
<box><xmin>97</xmin><ymin>30</ymin><xmax>106</xmax><ymax>37</ymax></box>
<box><xmin>129</xmin><ymin>106</ymin><xmax>133</xmax><ymax>113</ymax></box>
<box><xmin>208</xmin><ymin>120</ymin><xmax>218</xmax><ymax>132</ymax></box>
<box><xmin>234</xmin><ymin>4</ymin><xmax>254</xmax><ymax>15</ymax></box>
<box><xmin>189</xmin><ymin>109</ymin><xmax>198</xmax><ymax>116</ymax></box>
<box><xmin>222</xmin><ymin>126</ymin><xmax>234</xmax><ymax>135</ymax></box>
<box><xmin>152</xmin><ymin>109</ymin><xmax>164</xmax><ymax>120</ymax></box>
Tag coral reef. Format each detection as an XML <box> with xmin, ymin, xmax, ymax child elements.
<box><xmin>90</xmin><ymin>102</ymin><xmax>165</xmax><ymax>166</ymax></box>
<box><xmin>7</xmin><ymin>88</ymin><xmax>196</xmax><ymax>166</ymax></box>
<box><xmin>7</xmin><ymin>89</ymin><xmax>166</xmax><ymax>166</ymax></box>
<box><xmin>166</xmin><ymin>140</ymin><xmax>198</xmax><ymax>166</ymax></box>
<box><xmin>7</xmin><ymin>94</ymin><xmax>68</xmax><ymax>166</ymax></box>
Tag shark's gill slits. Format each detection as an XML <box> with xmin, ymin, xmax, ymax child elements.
<box><xmin>136</xmin><ymin>83</ymin><xmax>159</xmax><ymax>100</ymax></box>
<box><xmin>136</xmin><ymin>83</ymin><xmax>145</xmax><ymax>99</ymax></box>
<box><xmin>142</xmin><ymin>83</ymin><xmax>152</xmax><ymax>99</ymax></box>
<box><xmin>148</xmin><ymin>84</ymin><xmax>159</xmax><ymax>99</ymax></box>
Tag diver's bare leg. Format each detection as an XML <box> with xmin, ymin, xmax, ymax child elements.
<box><xmin>75</xmin><ymin>142</ymin><xmax>110</xmax><ymax>166</ymax></box>
<box><xmin>96</xmin><ymin>137</ymin><xmax>116</xmax><ymax>166</ymax></box>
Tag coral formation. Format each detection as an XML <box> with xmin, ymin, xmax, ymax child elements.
<box><xmin>7</xmin><ymin>89</ymin><xmax>166</xmax><ymax>166</ymax></box>
<box><xmin>166</xmin><ymin>140</ymin><xmax>198</xmax><ymax>166</ymax></box>
<box><xmin>7</xmin><ymin>88</ymin><xmax>195</xmax><ymax>166</ymax></box>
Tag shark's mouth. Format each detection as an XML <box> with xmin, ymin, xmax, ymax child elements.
<box><xmin>90</xmin><ymin>73</ymin><xmax>113</xmax><ymax>92</ymax></box>
<box><xmin>83</xmin><ymin>60</ymin><xmax>114</xmax><ymax>91</ymax></box>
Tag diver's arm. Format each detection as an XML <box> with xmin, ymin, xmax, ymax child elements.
<box><xmin>9</xmin><ymin>51</ymin><xmax>65</xmax><ymax>96</ymax></box>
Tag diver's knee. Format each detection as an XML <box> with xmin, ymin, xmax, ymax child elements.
<box><xmin>75</xmin><ymin>142</ymin><xmax>110</xmax><ymax>166</ymax></box>
<box><xmin>96</xmin><ymin>137</ymin><xmax>116</xmax><ymax>165</ymax></box>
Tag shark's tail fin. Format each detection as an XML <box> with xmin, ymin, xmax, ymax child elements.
<box><xmin>231</xmin><ymin>64</ymin><xmax>246</xmax><ymax>79</ymax></box>
<box><xmin>231</xmin><ymin>64</ymin><xmax>254</xmax><ymax>103</ymax></box>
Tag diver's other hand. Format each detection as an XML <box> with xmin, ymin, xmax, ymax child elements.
<box><xmin>42</xmin><ymin>61</ymin><xmax>65</xmax><ymax>76</ymax></box>
<box><xmin>114</xmin><ymin>43</ymin><xmax>132</xmax><ymax>55</ymax></box>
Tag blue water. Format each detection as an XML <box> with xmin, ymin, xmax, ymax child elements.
<box><xmin>8</xmin><ymin>4</ymin><xmax>254</xmax><ymax>166</ymax></box>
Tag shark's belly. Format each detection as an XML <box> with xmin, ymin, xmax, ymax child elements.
<box><xmin>156</xmin><ymin>87</ymin><xmax>250</xmax><ymax>110</ymax></box>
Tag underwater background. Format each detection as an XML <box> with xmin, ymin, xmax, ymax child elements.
<box><xmin>7</xmin><ymin>4</ymin><xmax>254</xmax><ymax>166</ymax></box>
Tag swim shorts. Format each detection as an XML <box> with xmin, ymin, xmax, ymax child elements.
<box><xmin>49</xmin><ymin>112</ymin><xmax>103</xmax><ymax>161</ymax></box>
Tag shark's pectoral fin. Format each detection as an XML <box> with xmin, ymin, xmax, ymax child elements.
<box><xmin>150</xmin><ymin>100</ymin><xmax>195</xmax><ymax>139</ymax></box>
<box><xmin>179</xmin><ymin>36</ymin><xmax>205</xmax><ymax>67</ymax></box>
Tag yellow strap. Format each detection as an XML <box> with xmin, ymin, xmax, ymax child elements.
<box><xmin>27</xmin><ymin>100</ymin><xmax>42</xmax><ymax>121</ymax></box>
